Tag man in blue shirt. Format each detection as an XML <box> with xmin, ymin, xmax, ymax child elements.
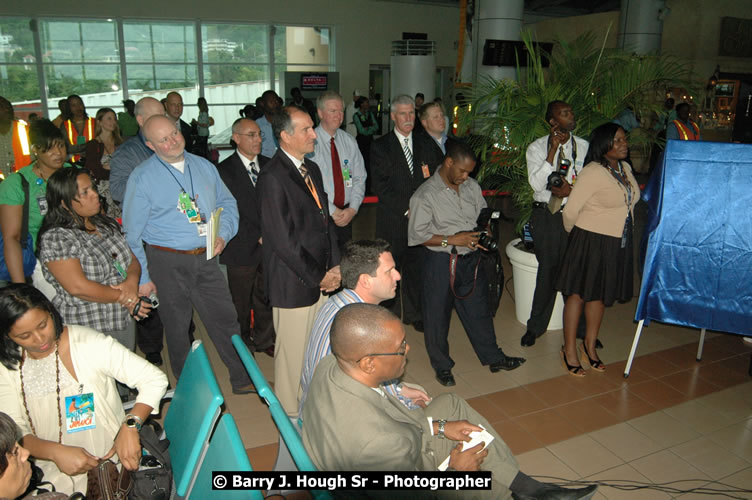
<box><xmin>122</xmin><ymin>115</ymin><xmax>253</xmax><ymax>394</ymax></box>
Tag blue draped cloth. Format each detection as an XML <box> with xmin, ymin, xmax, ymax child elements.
<box><xmin>635</xmin><ymin>140</ymin><xmax>752</xmax><ymax>335</ymax></box>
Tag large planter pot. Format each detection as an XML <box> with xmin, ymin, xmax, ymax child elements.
<box><xmin>505</xmin><ymin>238</ymin><xmax>564</xmax><ymax>330</ymax></box>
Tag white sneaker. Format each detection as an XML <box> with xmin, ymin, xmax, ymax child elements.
<box><xmin>744</xmin><ymin>337</ymin><xmax>752</xmax><ymax>344</ymax></box>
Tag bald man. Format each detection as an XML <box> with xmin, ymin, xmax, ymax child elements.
<box><xmin>302</xmin><ymin>303</ymin><xmax>598</xmax><ymax>500</ymax></box>
<box><xmin>109</xmin><ymin>96</ymin><xmax>166</xmax><ymax>203</ymax></box>
<box><xmin>165</xmin><ymin>91</ymin><xmax>195</xmax><ymax>154</ymax></box>
<box><xmin>122</xmin><ymin>115</ymin><xmax>253</xmax><ymax>394</ymax></box>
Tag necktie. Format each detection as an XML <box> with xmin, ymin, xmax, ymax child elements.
<box><xmin>247</xmin><ymin>160</ymin><xmax>259</xmax><ymax>186</ymax></box>
<box><xmin>403</xmin><ymin>138</ymin><xmax>414</xmax><ymax>176</ymax></box>
<box><xmin>330</xmin><ymin>137</ymin><xmax>345</xmax><ymax>209</ymax></box>
<box><xmin>299</xmin><ymin>164</ymin><xmax>322</xmax><ymax>210</ymax></box>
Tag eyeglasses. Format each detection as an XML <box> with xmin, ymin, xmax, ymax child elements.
<box><xmin>357</xmin><ymin>339</ymin><xmax>407</xmax><ymax>363</ymax></box>
<box><xmin>236</xmin><ymin>132</ymin><xmax>263</xmax><ymax>139</ymax></box>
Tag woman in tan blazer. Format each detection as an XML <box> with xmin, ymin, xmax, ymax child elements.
<box><xmin>557</xmin><ymin>123</ymin><xmax>640</xmax><ymax>376</ymax></box>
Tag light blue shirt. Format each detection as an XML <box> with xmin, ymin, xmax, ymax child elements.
<box><xmin>298</xmin><ymin>288</ymin><xmax>417</xmax><ymax>417</ymax></box>
<box><xmin>256</xmin><ymin>115</ymin><xmax>277</xmax><ymax>158</ymax></box>
<box><xmin>310</xmin><ymin>126</ymin><xmax>367</xmax><ymax>214</ymax></box>
<box><xmin>122</xmin><ymin>152</ymin><xmax>239</xmax><ymax>285</ymax></box>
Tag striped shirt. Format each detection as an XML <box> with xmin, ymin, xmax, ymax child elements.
<box><xmin>298</xmin><ymin>288</ymin><xmax>417</xmax><ymax>415</ymax></box>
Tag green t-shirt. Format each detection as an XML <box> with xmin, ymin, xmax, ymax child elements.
<box><xmin>0</xmin><ymin>162</ymin><xmax>73</xmax><ymax>250</ymax></box>
<box><xmin>118</xmin><ymin>112</ymin><xmax>139</xmax><ymax>138</ymax></box>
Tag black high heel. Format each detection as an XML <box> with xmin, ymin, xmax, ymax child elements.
<box><xmin>560</xmin><ymin>347</ymin><xmax>586</xmax><ymax>377</ymax></box>
<box><xmin>579</xmin><ymin>343</ymin><xmax>606</xmax><ymax>372</ymax></box>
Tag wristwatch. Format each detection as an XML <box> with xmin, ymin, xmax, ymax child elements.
<box><xmin>440</xmin><ymin>237</ymin><xmax>449</xmax><ymax>248</ymax></box>
<box><xmin>436</xmin><ymin>419</ymin><xmax>447</xmax><ymax>438</ymax></box>
<box><xmin>123</xmin><ymin>414</ymin><xmax>143</xmax><ymax>432</ymax></box>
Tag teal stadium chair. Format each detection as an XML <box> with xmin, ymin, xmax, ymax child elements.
<box><xmin>232</xmin><ymin>335</ymin><xmax>333</xmax><ymax>500</ymax></box>
<box><xmin>163</xmin><ymin>340</ymin><xmax>224</xmax><ymax>498</ymax></box>
<box><xmin>190</xmin><ymin>413</ymin><xmax>264</xmax><ymax>499</ymax></box>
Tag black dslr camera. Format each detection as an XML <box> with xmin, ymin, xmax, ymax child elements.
<box><xmin>474</xmin><ymin>208</ymin><xmax>501</xmax><ymax>252</ymax></box>
<box><xmin>546</xmin><ymin>156</ymin><xmax>571</xmax><ymax>190</ymax></box>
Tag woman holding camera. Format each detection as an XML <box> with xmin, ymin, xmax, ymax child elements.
<box><xmin>556</xmin><ymin>123</ymin><xmax>640</xmax><ymax>376</ymax></box>
<box><xmin>0</xmin><ymin>284</ymin><xmax>167</xmax><ymax>495</ymax></box>
<box><xmin>36</xmin><ymin>168</ymin><xmax>150</xmax><ymax>353</ymax></box>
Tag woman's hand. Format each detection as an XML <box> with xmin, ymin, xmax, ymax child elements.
<box><xmin>112</xmin><ymin>280</ymin><xmax>150</xmax><ymax>319</ymax></box>
<box><xmin>51</xmin><ymin>444</ymin><xmax>99</xmax><ymax>475</ymax></box>
<box><xmin>103</xmin><ymin>426</ymin><xmax>141</xmax><ymax>471</ymax></box>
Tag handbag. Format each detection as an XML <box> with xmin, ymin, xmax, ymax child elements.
<box><xmin>128</xmin><ymin>423</ymin><xmax>172</xmax><ymax>500</ymax></box>
<box><xmin>86</xmin><ymin>459</ymin><xmax>133</xmax><ymax>500</ymax></box>
<box><xmin>0</xmin><ymin>174</ymin><xmax>37</xmax><ymax>281</ymax></box>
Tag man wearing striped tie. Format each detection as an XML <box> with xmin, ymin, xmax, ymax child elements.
<box><xmin>370</xmin><ymin>95</ymin><xmax>444</xmax><ymax>334</ymax></box>
<box><xmin>257</xmin><ymin>105</ymin><xmax>341</xmax><ymax>417</ymax></box>
<box><xmin>218</xmin><ymin>118</ymin><xmax>276</xmax><ymax>358</ymax></box>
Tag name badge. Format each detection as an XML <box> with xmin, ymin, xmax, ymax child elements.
<box><xmin>36</xmin><ymin>195</ymin><xmax>48</xmax><ymax>216</ymax></box>
<box><xmin>421</xmin><ymin>163</ymin><xmax>430</xmax><ymax>178</ymax></box>
<box><xmin>65</xmin><ymin>393</ymin><xmax>96</xmax><ymax>433</ymax></box>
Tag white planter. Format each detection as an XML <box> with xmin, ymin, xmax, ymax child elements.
<box><xmin>505</xmin><ymin>238</ymin><xmax>564</xmax><ymax>330</ymax></box>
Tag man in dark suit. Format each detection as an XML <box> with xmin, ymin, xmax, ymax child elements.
<box><xmin>370</xmin><ymin>94</ymin><xmax>443</xmax><ymax>332</ymax></box>
<box><xmin>218</xmin><ymin>118</ymin><xmax>275</xmax><ymax>357</ymax></box>
<box><xmin>257</xmin><ymin>105</ymin><xmax>341</xmax><ymax>416</ymax></box>
<box><xmin>165</xmin><ymin>91</ymin><xmax>195</xmax><ymax>154</ymax></box>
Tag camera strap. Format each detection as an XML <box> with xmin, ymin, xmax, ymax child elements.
<box><xmin>449</xmin><ymin>248</ymin><xmax>481</xmax><ymax>299</ymax></box>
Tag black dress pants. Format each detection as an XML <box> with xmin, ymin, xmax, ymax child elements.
<box><xmin>422</xmin><ymin>250</ymin><xmax>505</xmax><ymax>373</ymax></box>
<box><xmin>226</xmin><ymin>262</ymin><xmax>275</xmax><ymax>351</ymax></box>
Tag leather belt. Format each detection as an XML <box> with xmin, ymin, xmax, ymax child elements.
<box><xmin>149</xmin><ymin>244</ymin><xmax>206</xmax><ymax>255</ymax></box>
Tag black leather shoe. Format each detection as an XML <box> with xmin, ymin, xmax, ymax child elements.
<box><xmin>231</xmin><ymin>384</ymin><xmax>257</xmax><ymax>395</ymax></box>
<box><xmin>490</xmin><ymin>357</ymin><xmax>526</xmax><ymax>372</ymax></box>
<box><xmin>145</xmin><ymin>352</ymin><xmax>163</xmax><ymax>367</ymax></box>
<box><xmin>257</xmin><ymin>346</ymin><xmax>275</xmax><ymax>357</ymax></box>
<box><xmin>515</xmin><ymin>484</ymin><xmax>597</xmax><ymax>500</ymax></box>
<box><xmin>595</xmin><ymin>339</ymin><xmax>604</xmax><ymax>349</ymax></box>
<box><xmin>435</xmin><ymin>370</ymin><xmax>455</xmax><ymax>386</ymax></box>
<box><xmin>520</xmin><ymin>330</ymin><xmax>537</xmax><ymax>347</ymax></box>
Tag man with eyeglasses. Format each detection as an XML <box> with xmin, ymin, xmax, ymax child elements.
<box><xmin>298</xmin><ymin>239</ymin><xmax>430</xmax><ymax>416</ymax></box>
<box><xmin>302</xmin><ymin>303</ymin><xmax>598</xmax><ymax>500</ymax></box>
<box><xmin>218</xmin><ymin>118</ymin><xmax>275</xmax><ymax>358</ymax></box>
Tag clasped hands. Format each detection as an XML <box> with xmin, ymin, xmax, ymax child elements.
<box><xmin>319</xmin><ymin>265</ymin><xmax>341</xmax><ymax>292</ymax></box>
<box><xmin>112</xmin><ymin>279</ymin><xmax>151</xmax><ymax>320</ymax></box>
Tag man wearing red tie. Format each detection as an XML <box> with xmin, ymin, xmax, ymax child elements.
<box><xmin>311</xmin><ymin>91</ymin><xmax>367</xmax><ymax>249</ymax></box>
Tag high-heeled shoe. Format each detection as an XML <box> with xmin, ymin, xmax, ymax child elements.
<box><xmin>579</xmin><ymin>343</ymin><xmax>606</xmax><ymax>372</ymax></box>
<box><xmin>561</xmin><ymin>347</ymin><xmax>586</xmax><ymax>377</ymax></box>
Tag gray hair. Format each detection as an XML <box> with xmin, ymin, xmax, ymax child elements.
<box><xmin>391</xmin><ymin>94</ymin><xmax>415</xmax><ymax>109</ymax></box>
<box><xmin>316</xmin><ymin>91</ymin><xmax>344</xmax><ymax>110</ymax></box>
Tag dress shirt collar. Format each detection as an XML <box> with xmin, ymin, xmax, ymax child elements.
<box><xmin>394</xmin><ymin>128</ymin><xmax>412</xmax><ymax>148</ymax></box>
<box><xmin>316</xmin><ymin>126</ymin><xmax>337</xmax><ymax>143</ymax></box>
<box><xmin>237</xmin><ymin>150</ymin><xmax>258</xmax><ymax>169</ymax></box>
<box><xmin>281</xmin><ymin>147</ymin><xmax>305</xmax><ymax>170</ymax></box>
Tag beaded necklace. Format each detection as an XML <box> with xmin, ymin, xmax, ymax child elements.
<box><xmin>19</xmin><ymin>339</ymin><xmax>63</xmax><ymax>443</ymax></box>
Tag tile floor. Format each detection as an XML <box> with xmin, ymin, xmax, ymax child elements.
<box><xmin>158</xmin><ymin>209</ymin><xmax>752</xmax><ymax>499</ymax></box>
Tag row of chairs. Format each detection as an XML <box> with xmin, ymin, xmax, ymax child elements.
<box><xmin>159</xmin><ymin>340</ymin><xmax>263</xmax><ymax>499</ymax></box>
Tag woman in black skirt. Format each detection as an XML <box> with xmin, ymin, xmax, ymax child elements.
<box><xmin>556</xmin><ymin>123</ymin><xmax>640</xmax><ymax>376</ymax></box>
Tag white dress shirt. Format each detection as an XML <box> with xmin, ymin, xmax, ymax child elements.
<box><xmin>526</xmin><ymin>133</ymin><xmax>589</xmax><ymax>203</ymax></box>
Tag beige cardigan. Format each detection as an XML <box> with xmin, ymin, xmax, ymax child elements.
<box><xmin>562</xmin><ymin>161</ymin><xmax>640</xmax><ymax>237</ymax></box>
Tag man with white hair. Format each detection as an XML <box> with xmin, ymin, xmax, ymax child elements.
<box><xmin>311</xmin><ymin>91</ymin><xmax>367</xmax><ymax>248</ymax></box>
<box><xmin>370</xmin><ymin>94</ymin><xmax>443</xmax><ymax>332</ymax></box>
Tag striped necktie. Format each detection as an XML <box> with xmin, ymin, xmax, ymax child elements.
<box><xmin>247</xmin><ymin>161</ymin><xmax>259</xmax><ymax>186</ymax></box>
<box><xmin>403</xmin><ymin>138</ymin><xmax>414</xmax><ymax>176</ymax></box>
<box><xmin>299</xmin><ymin>164</ymin><xmax>322</xmax><ymax>210</ymax></box>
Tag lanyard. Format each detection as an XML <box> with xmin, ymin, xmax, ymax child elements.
<box><xmin>158</xmin><ymin>156</ymin><xmax>196</xmax><ymax>200</ymax></box>
<box><xmin>605</xmin><ymin>161</ymin><xmax>633</xmax><ymax>248</ymax></box>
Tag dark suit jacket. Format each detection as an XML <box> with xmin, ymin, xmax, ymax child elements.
<box><xmin>257</xmin><ymin>149</ymin><xmax>340</xmax><ymax>308</ymax></box>
<box><xmin>370</xmin><ymin>129</ymin><xmax>444</xmax><ymax>251</ymax></box>
<box><xmin>217</xmin><ymin>151</ymin><xmax>268</xmax><ymax>267</ymax></box>
<box><xmin>179</xmin><ymin>118</ymin><xmax>195</xmax><ymax>153</ymax></box>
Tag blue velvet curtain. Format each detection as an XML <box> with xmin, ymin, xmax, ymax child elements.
<box><xmin>635</xmin><ymin>140</ymin><xmax>752</xmax><ymax>335</ymax></box>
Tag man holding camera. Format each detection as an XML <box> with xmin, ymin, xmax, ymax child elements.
<box><xmin>521</xmin><ymin>100</ymin><xmax>590</xmax><ymax>347</ymax></box>
<box><xmin>408</xmin><ymin>141</ymin><xmax>525</xmax><ymax>386</ymax></box>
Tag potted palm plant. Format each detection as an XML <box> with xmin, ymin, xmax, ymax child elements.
<box><xmin>460</xmin><ymin>29</ymin><xmax>695</xmax><ymax>325</ymax></box>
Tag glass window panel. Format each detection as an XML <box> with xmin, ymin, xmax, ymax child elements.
<box><xmin>274</xmin><ymin>26</ymin><xmax>331</xmax><ymax>66</ymax></box>
<box><xmin>40</xmin><ymin>20</ymin><xmax>119</xmax><ymax>63</ymax></box>
<box><xmin>45</xmin><ymin>64</ymin><xmax>122</xmax><ymax>104</ymax></box>
<box><xmin>126</xmin><ymin>63</ymin><xmax>197</xmax><ymax>92</ymax></box>
<box><xmin>201</xmin><ymin>24</ymin><xmax>268</xmax><ymax>63</ymax></box>
<box><xmin>0</xmin><ymin>18</ymin><xmax>35</xmax><ymax>64</ymax></box>
<box><xmin>123</xmin><ymin>22</ymin><xmax>196</xmax><ymax>63</ymax></box>
<box><xmin>0</xmin><ymin>65</ymin><xmax>40</xmax><ymax>103</ymax></box>
<box><xmin>203</xmin><ymin>64</ymin><xmax>268</xmax><ymax>86</ymax></box>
